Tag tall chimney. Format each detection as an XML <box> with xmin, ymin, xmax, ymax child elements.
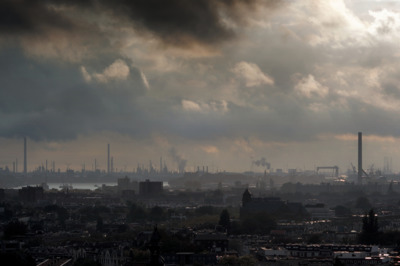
<box><xmin>107</xmin><ymin>144</ymin><xmax>110</xmax><ymax>174</ymax></box>
<box><xmin>358</xmin><ymin>132</ymin><xmax>362</xmax><ymax>185</ymax></box>
<box><xmin>111</xmin><ymin>156</ymin><xmax>114</xmax><ymax>173</ymax></box>
<box><xmin>24</xmin><ymin>137</ymin><xmax>27</xmax><ymax>175</ymax></box>
<box><xmin>45</xmin><ymin>160</ymin><xmax>48</xmax><ymax>184</ymax></box>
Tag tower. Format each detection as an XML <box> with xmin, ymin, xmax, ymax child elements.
<box><xmin>242</xmin><ymin>188</ymin><xmax>252</xmax><ymax>207</ymax></box>
<box><xmin>107</xmin><ymin>143</ymin><xmax>110</xmax><ymax>174</ymax></box>
<box><xmin>24</xmin><ymin>137</ymin><xmax>27</xmax><ymax>175</ymax></box>
<box><xmin>111</xmin><ymin>156</ymin><xmax>114</xmax><ymax>173</ymax></box>
<box><xmin>358</xmin><ymin>132</ymin><xmax>362</xmax><ymax>185</ymax></box>
<box><xmin>45</xmin><ymin>160</ymin><xmax>48</xmax><ymax>184</ymax></box>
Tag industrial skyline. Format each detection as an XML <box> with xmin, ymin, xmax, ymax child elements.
<box><xmin>0</xmin><ymin>133</ymin><xmax>395</xmax><ymax>177</ymax></box>
<box><xmin>1</xmin><ymin>1</ymin><xmax>400</xmax><ymax>173</ymax></box>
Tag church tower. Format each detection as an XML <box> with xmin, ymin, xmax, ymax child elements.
<box><xmin>242</xmin><ymin>188</ymin><xmax>252</xmax><ymax>207</ymax></box>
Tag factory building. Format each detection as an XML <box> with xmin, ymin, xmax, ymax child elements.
<box><xmin>139</xmin><ymin>179</ymin><xmax>163</xmax><ymax>196</ymax></box>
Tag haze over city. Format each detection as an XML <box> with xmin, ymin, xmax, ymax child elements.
<box><xmin>2</xmin><ymin>0</ymin><xmax>400</xmax><ymax>173</ymax></box>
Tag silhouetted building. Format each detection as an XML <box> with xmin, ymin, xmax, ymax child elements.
<box><xmin>148</xmin><ymin>225</ymin><xmax>164</xmax><ymax>266</ymax></box>
<box><xmin>121</xmin><ymin>190</ymin><xmax>136</xmax><ymax>200</ymax></box>
<box><xmin>18</xmin><ymin>186</ymin><xmax>44</xmax><ymax>203</ymax></box>
<box><xmin>240</xmin><ymin>188</ymin><xmax>306</xmax><ymax>218</ymax></box>
<box><xmin>107</xmin><ymin>143</ymin><xmax>110</xmax><ymax>174</ymax></box>
<box><xmin>305</xmin><ymin>203</ymin><xmax>334</xmax><ymax>220</ymax></box>
<box><xmin>24</xmin><ymin>137</ymin><xmax>27</xmax><ymax>175</ymax></box>
<box><xmin>358</xmin><ymin>132</ymin><xmax>363</xmax><ymax>185</ymax></box>
<box><xmin>118</xmin><ymin>176</ymin><xmax>138</xmax><ymax>193</ymax></box>
<box><xmin>139</xmin><ymin>180</ymin><xmax>163</xmax><ymax>196</ymax></box>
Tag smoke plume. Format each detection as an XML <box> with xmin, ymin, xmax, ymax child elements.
<box><xmin>169</xmin><ymin>147</ymin><xmax>187</xmax><ymax>173</ymax></box>
<box><xmin>252</xmin><ymin>157</ymin><xmax>271</xmax><ymax>169</ymax></box>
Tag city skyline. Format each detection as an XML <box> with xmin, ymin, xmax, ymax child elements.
<box><xmin>2</xmin><ymin>1</ymin><xmax>400</xmax><ymax>173</ymax></box>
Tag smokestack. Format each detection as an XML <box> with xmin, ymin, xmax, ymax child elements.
<box><xmin>358</xmin><ymin>132</ymin><xmax>362</xmax><ymax>185</ymax></box>
<box><xmin>107</xmin><ymin>144</ymin><xmax>110</xmax><ymax>174</ymax></box>
<box><xmin>111</xmin><ymin>156</ymin><xmax>114</xmax><ymax>173</ymax></box>
<box><xmin>45</xmin><ymin>160</ymin><xmax>48</xmax><ymax>183</ymax></box>
<box><xmin>24</xmin><ymin>137</ymin><xmax>27</xmax><ymax>175</ymax></box>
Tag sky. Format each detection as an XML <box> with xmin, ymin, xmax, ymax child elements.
<box><xmin>1</xmin><ymin>0</ymin><xmax>400</xmax><ymax>174</ymax></box>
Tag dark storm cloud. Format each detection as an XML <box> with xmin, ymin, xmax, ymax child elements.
<box><xmin>0</xmin><ymin>0</ymin><xmax>282</xmax><ymax>49</ymax></box>
<box><xmin>102</xmin><ymin>0</ymin><xmax>282</xmax><ymax>47</ymax></box>
<box><xmin>0</xmin><ymin>0</ymin><xmax>76</xmax><ymax>35</ymax></box>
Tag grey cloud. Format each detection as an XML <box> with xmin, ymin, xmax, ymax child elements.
<box><xmin>3</xmin><ymin>45</ymin><xmax>400</xmax><ymax>147</ymax></box>
<box><xmin>0</xmin><ymin>0</ymin><xmax>283</xmax><ymax>50</ymax></box>
<box><xmin>103</xmin><ymin>0</ymin><xmax>282</xmax><ymax>48</ymax></box>
<box><xmin>0</xmin><ymin>0</ymin><xmax>78</xmax><ymax>35</ymax></box>
<box><xmin>382</xmin><ymin>78</ymin><xmax>400</xmax><ymax>100</ymax></box>
<box><xmin>152</xmin><ymin>87</ymin><xmax>400</xmax><ymax>143</ymax></box>
<box><xmin>4</xmin><ymin>0</ymin><xmax>400</xmax><ymax>148</ymax></box>
<box><xmin>0</xmin><ymin>49</ymin><xmax>148</xmax><ymax>141</ymax></box>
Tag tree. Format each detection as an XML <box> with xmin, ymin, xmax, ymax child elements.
<box><xmin>149</xmin><ymin>206</ymin><xmax>164</xmax><ymax>222</ymax></box>
<box><xmin>127</xmin><ymin>203</ymin><xmax>147</xmax><ymax>222</ymax></box>
<box><xmin>355</xmin><ymin>196</ymin><xmax>372</xmax><ymax>210</ymax></box>
<box><xmin>363</xmin><ymin>209</ymin><xmax>378</xmax><ymax>234</ymax></box>
<box><xmin>359</xmin><ymin>209</ymin><xmax>379</xmax><ymax>244</ymax></box>
<box><xmin>218</xmin><ymin>209</ymin><xmax>231</xmax><ymax>233</ymax></box>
